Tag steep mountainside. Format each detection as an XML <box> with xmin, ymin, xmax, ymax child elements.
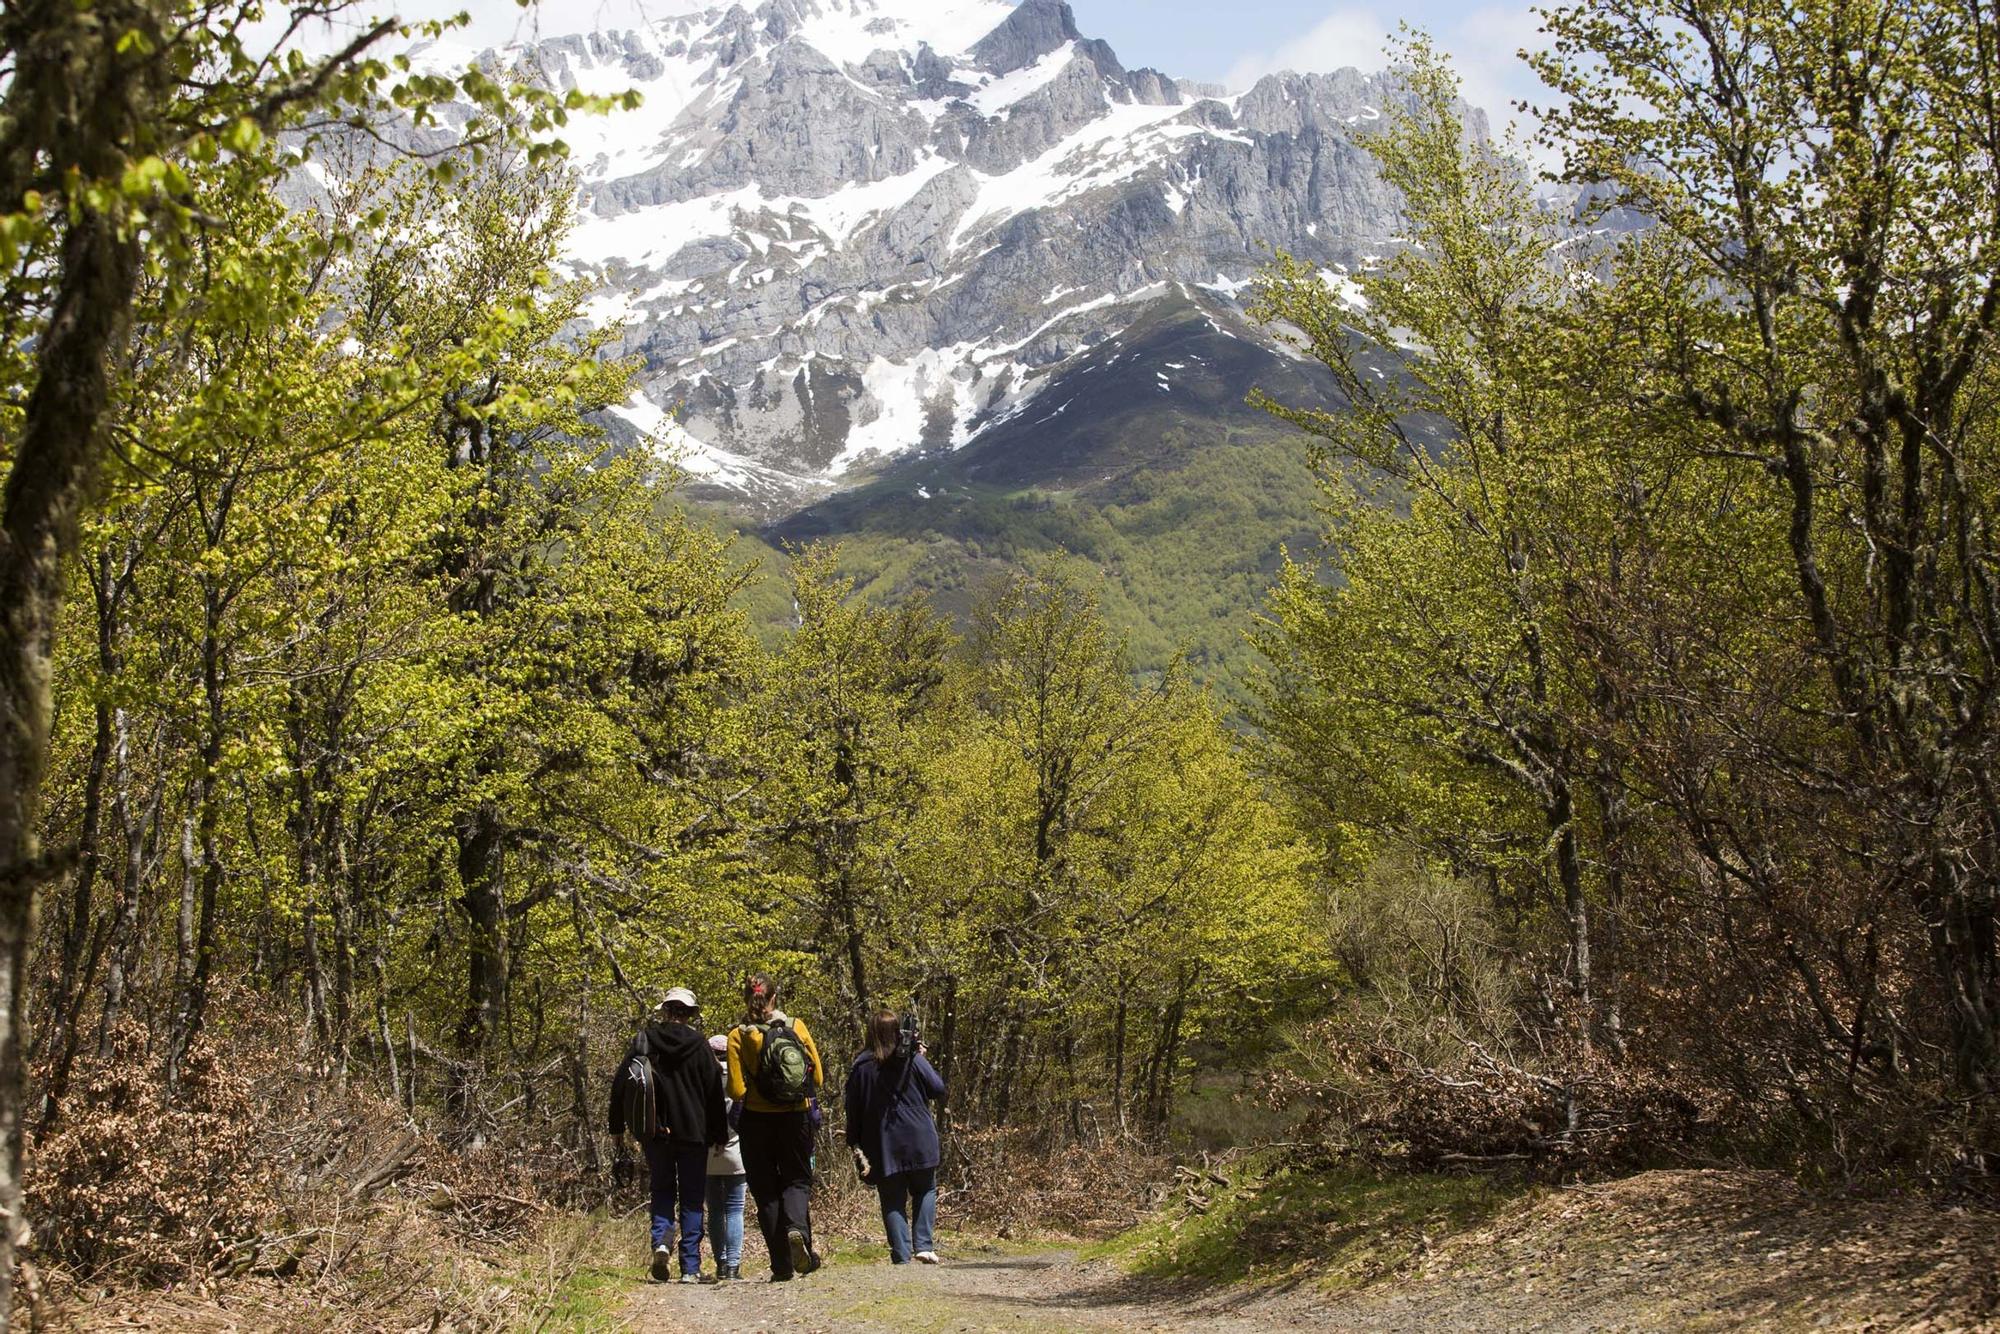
<box><xmin>414</xmin><ymin>0</ymin><xmax>1447</xmax><ymax>514</ymax></box>
<box><xmin>754</xmin><ymin>293</ymin><xmax>1360</xmax><ymax>696</ymax></box>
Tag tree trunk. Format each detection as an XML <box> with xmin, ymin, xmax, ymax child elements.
<box><xmin>1547</xmin><ymin>778</ymin><xmax>1591</xmax><ymax>1011</ymax></box>
<box><xmin>933</xmin><ymin>975</ymin><xmax>957</xmax><ymax>1142</ymax></box>
<box><xmin>96</xmin><ymin>710</ymin><xmax>153</xmax><ymax>1059</ymax></box>
<box><xmin>569</xmin><ymin>1024</ymin><xmax>598</xmax><ymax>1177</ymax></box>
<box><xmin>374</xmin><ymin>935</ymin><xmax>400</xmax><ymax>1108</ymax></box>
<box><xmin>329</xmin><ymin>855</ymin><xmax>356</xmax><ymax>1084</ymax></box>
<box><xmin>301</xmin><ymin>898</ymin><xmax>329</xmax><ymax>1052</ymax></box>
<box><xmin>1060</xmin><ymin>1027</ymin><xmax>1081</xmax><ymax>1147</ymax></box>
<box><xmin>32</xmin><ymin>577</ymin><xmax>113</xmax><ymax>1125</ymax></box>
<box><xmin>452</xmin><ymin>799</ymin><xmax>507</xmax><ymax>1125</ymax></box>
<box><xmin>1144</xmin><ymin>970</ymin><xmax>1192</xmax><ymax>1135</ymax></box>
<box><xmin>165</xmin><ymin>813</ymin><xmax>199</xmax><ymax>1088</ymax></box>
<box><xmin>1111</xmin><ymin>995</ymin><xmax>1128</xmax><ymax>1138</ymax></box>
<box><xmin>167</xmin><ymin>567</ymin><xmax>229</xmax><ymax>1092</ymax></box>
<box><xmin>0</xmin><ymin>203</ymin><xmax>141</xmax><ymax>1325</ymax></box>
<box><xmin>992</xmin><ymin>1006</ymin><xmax>1025</xmax><ymax>1126</ymax></box>
<box><xmin>839</xmin><ymin>876</ymin><xmax>869</xmax><ymax>1032</ymax></box>
<box><xmin>1925</xmin><ymin>867</ymin><xmax>2000</xmax><ymax>1094</ymax></box>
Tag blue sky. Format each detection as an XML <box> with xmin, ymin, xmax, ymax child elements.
<box><xmin>1076</xmin><ymin>0</ymin><xmax>1530</xmax><ymax>89</ymax></box>
<box><xmin>372</xmin><ymin>0</ymin><xmax>1551</xmax><ymax>135</ymax></box>
<box><xmin>1088</xmin><ymin>0</ymin><xmax>1549</xmax><ymax>138</ymax></box>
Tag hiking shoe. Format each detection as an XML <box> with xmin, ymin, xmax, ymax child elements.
<box><xmin>915</xmin><ymin>1250</ymin><xmax>941</xmax><ymax>1264</ymax></box>
<box><xmin>786</xmin><ymin>1227</ymin><xmax>819</xmax><ymax>1275</ymax></box>
<box><xmin>769</xmin><ymin>1271</ymin><xmax>794</xmax><ymax>1283</ymax></box>
<box><xmin>678</xmin><ymin>1269</ymin><xmax>702</xmax><ymax>1284</ymax></box>
<box><xmin>649</xmin><ymin>1246</ymin><xmax>673</xmax><ymax>1282</ymax></box>
<box><xmin>725</xmin><ymin>1264</ymin><xmax>744</xmax><ymax>1280</ymax></box>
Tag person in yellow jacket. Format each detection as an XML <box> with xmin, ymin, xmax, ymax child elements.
<box><xmin>726</xmin><ymin>973</ymin><xmax>826</xmax><ymax>1280</ymax></box>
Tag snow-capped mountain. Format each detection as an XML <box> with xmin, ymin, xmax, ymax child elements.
<box><xmin>415</xmin><ymin>0</ymin><xmax>1455</xmax><ymax>509</ymax></box>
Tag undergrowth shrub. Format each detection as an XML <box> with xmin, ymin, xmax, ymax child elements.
<box><xmin>1269</xmin><ymin>856</ymin><xmax>1706</xmax><ymax>1175</ymax></box>
<box><xmin>941</xmin><ymin>1126</ymin><xmax>1170</xmax><ymax>1236</ymax></box>
<box><xmin>21</xmin><ymin>1003</ymin><xmax>613</xmax><ymax>1330</ymax></box>
<box><xmin>28</xmin><ymin>1026</ymin><xmax>279</xmax><ymax>1283</ymax></box>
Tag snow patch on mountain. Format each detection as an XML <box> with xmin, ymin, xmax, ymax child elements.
<box><xmin>966</xmin><ymin>42</ymin><xmax>1080</xmax><ymax>116</ymax></box>
<box><xmin>793</xmin><ymin>0</ymin><xmax>1018</xmax><ymax>65</ymax></box>
<box><xmin>950</xmin><ymin>99</ymin><xmax>1205</xmax><ymax>249</ymax></box>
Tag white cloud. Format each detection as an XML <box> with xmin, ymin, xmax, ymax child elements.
<box><xmin>1447</xmin><ymin>5</ymin><xmax>1554</xmax><ymax>147</ymax></box>
<box><xmin>1222</xmin><ymin>7</ymin><xmax>1391</xmax><ymax>90</ymax></box>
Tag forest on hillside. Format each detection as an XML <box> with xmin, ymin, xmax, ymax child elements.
<box><xmin>1</xmin><ymin>0</ymin><xmax>1997</xmax><ymax>1327</ymax></box>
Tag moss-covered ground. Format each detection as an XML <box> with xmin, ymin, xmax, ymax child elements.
<box><xmin>1086</xmin><ymin>1154</ymin><xmax>1527</xmax><ymax>1292</ymax></box>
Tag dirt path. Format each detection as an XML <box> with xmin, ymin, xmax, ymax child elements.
<box><xmin>619</xmin><ymin>1244</ymin><xmax>1314</xmax><ymax>1333</ymax></box>
<box><xmin>618</xmin><ymin>1171</ymin><xmax>1999</xmax><ymax>1333</ymax></box>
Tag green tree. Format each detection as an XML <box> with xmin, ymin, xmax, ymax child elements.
<box><xmin>752</xmin><ymin>546</ymin><xmax>953</xmax><ymax>1031</ymax></box>
<box><xmin>1251</xmin><ymin>41</ymin><xmax>1629</xmax><ymax>1026</ymax></box>
<box><xmin>902</xmin><ymin>563</ymin><xmax>1322</xmax><ymax>1139</ymax></box>
<box><xmin>1534</xmin><ymin>0</ymin><xmax>2000</xmax><ymax>1097</ymax></box>
<box><xmin>0</xmin><ymin>4</ymin><xmax>451</xmax><ymax>1302</ymax></box>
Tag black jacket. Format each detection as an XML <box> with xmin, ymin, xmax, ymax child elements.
<box><xmin>608</xmin><ymin>1020</ymin><xmax>727</xmax><ymax>1149</ymax></box>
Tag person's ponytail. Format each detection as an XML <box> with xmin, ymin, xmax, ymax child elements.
<box><xmin>744</xmin><ymin>972</ymin><xmax>780</xmax><ymax>1018</ymax></box>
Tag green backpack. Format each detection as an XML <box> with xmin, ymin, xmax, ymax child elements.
<box><xmin>747</xmin><ymin>1018</ymin><xmax>816</xmax><ymax>1104</ymax></box>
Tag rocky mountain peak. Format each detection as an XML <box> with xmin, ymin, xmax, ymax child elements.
<box><xmin>403</xmin><ymin>0</ymin><xmax>1447</xmax><ymax>511</ymax></box>
<box><xmin>970</xmin><ymin>0</ymin><xmax>1082</xmax><ymax>74</ymax></box>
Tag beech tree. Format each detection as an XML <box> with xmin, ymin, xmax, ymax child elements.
<box><xmin>0</xmin><ymin>4</ymin><xmax>395</xmax><ymax>1308</ymax></box>
<box><xmin>1251</xmin><ymin>44</ymin><xmax>1616</xmax><ymax>1023</ymax></box>
<box><xmin>1535</xmin><ymin>0</ymin><xmax>2000</xmax><ymax>1098</ymax></box>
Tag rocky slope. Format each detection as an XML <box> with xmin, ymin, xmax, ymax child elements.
<box><xmin>412</xmin><ymin>0</ymin><xmax>1455</xmax><ymax>512</ymax></box>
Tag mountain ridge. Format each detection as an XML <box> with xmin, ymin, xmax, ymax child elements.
<box><xmin>406</xmin><ymin>0</ymin><xmax>1452</xmax><ymax>513</ymax></box>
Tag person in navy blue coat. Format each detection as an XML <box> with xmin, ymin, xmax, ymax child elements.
<box><xmin>843</xmin><ymin>1009</ymin><xmax>947</xmax><ymax>1264</ymax></box>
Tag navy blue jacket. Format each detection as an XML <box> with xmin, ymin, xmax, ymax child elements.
<box><xmin>843</xmin><ymin>1049</ymin><xmax>945</xmax><ymax>1181</ymax></box>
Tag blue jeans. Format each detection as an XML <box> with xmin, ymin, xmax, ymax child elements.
<box><xmin>706</xmin><ymin>1173</ymin><xmax>747</xmax><ymax>1268</ymax></box>
<box><xmin>877</xmin><ymin>1166</ymin><xmax>938</xmax><ymax>1263</ymax></box>
<box><xmin>643</xmin><ymin>1139</ymin><xmax>708</xmax><ymax>1274</ymax></box>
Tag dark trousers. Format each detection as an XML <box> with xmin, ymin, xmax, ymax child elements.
<box><xmin>738</xmin><ymin>1108</ymin><xmax>814</xmax><ymax>1276</ymax></box>
<box><xmin>643</xmin><ymin>1139</ymin><xmax>709</xmax><ymax>1274</ymax></box>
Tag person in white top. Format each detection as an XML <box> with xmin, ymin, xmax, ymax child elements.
<box><xmin>703</xmin><ymin>1032</ymin><xmax>749</xmax><ymax>1281</ymax></box>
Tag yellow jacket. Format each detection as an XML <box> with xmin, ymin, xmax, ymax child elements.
<box><xmin>727</xmin><ymin>1013</ymin><xmax>825</xmax><ymax>1114</ymax></box>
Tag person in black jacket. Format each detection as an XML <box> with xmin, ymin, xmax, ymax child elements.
<box><xmin>610</xmin><ymin>987</ymin><xmax>727</xmax><ymax>1283</ymax></box>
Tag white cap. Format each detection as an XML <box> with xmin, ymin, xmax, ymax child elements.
<box><xmin>660</xmin><ymin>987</ymin><xmax>698</xmax><ymax>1011</ymax></box>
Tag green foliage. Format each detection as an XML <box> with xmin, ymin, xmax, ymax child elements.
<box><xmin>1252</xmin><ymin>14</ymin><xmax>2000</xmax><ymax>1177</ymax></box>
<box><xmin>751</xmin><ymin>427</ymin><xmax>1324</xmax><ymax>706</ymax></box>
<box><xmin>0</xmin><ymin>2</ymin><xmax>1329</xmax><ymax>1316</ymax></box>
<box><xmin>1251</xmin><ymin>38</ymin><xmax>1614</xmax><ymax>999</ymax></box>
<box><xmin>18</xmin><ymin>77</ymin><xmax>1325</xmax><ymax>1183</ymax></box>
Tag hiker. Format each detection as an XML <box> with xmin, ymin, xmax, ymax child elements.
<box><xmin>704</xmin><ymin>1032</ymin><xmax>748</xmax><ymax>1281</ymax></box>
<box><xmin>844</xmin><ymin>1009</ymin><xmax>947</xmax><ymax>1265</ymax></box>
<box><xmin>609</xmin><ymin>987</ymin><xmax>728</xmax><ymax>1284</ymax></box>
<box><xmin>726</xmin><ymin>973</ymin><xmax>826</xmax><ymax>1281</ymax></box>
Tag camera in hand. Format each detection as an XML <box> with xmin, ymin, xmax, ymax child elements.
<box><xmin>896</xmin><ymin>1011</ymin><xmax>920</xmax><ymax>1057</ymax></box>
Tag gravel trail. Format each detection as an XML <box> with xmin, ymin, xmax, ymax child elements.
<box><xmin>618</xmin><ymin>1171</ymin><xmax>1999</xmax><ymax>1333</ymax></box>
